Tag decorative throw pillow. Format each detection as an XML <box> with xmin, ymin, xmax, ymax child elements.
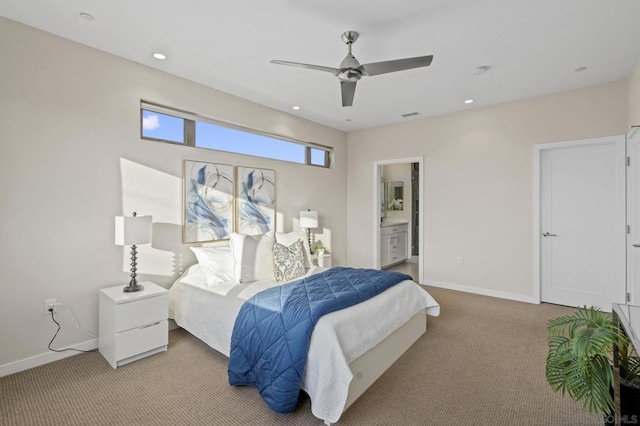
<box><xmin>190</xmin><ymin>246</ymin><xmax>234</xmax><ymax>286</ymax></box>
<box><xmin>275</xmin><ymin>230</ymin><xmax>312</xmax><ymax>269</ymax></box>
<box><xmin>273</xmin><ymin>240</ymin><xmax>306</xmax><ymax>283</ymax></box>
<box><xmin>229</xmin><ymin>233</ymin><xmax>275</xmax><ymax>283</ymax></box>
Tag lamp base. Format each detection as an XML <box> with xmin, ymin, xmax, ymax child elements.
<box><xmin>123</xmin><ymin>283</ymin><xmax>144</xmax><ymax>293</ymax></box>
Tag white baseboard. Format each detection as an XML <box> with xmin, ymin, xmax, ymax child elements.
<box><xmin>0</xmin><ymin>338</ymin><xmax>98</xmax><ymax>378</ymax></box>
<box><xmin>422</xmin><ymin>279</ymin><xmax>539</xmax><ymax>305</ymax></box>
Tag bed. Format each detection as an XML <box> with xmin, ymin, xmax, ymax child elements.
<box><xmin>168</xmin><ymin>235</ymin><xmax>439</xmax><ymax>425</ymax></box>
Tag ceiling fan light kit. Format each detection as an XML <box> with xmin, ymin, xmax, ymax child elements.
<box><xmin>271</xmin><ymin>31</ymin><xmax>433</xmax><ymax>107</ymax></box>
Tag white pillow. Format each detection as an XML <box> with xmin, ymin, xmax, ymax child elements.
<box><xmin>275</xmin><ymin>230</ymin><xmax>312</xmax><ymax>268</ymax></box>
<box><xmin>229</xmin><ymin>233</ymin><xmax>275</xmax><ymax>283</ymax></box>
<box><xmin>190</xmin><ymin>246</ymin><xmax>234</xmax><ymax>286</ymax></box>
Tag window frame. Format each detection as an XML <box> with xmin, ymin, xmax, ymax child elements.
<box><xmin>140</xmin><ymin>101</ymin><xmax>333</xmax><ymax>168</ymax></box>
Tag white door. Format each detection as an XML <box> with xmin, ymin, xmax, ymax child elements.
<box><xmin>628</xmin><ymin>129</ymin><xmax>640</xmax><ymax>304</ymax></box>
<box><xmin>540</xmin><ymin>136</ymin><xmax>625</xmax><ymax>309</ymax></box>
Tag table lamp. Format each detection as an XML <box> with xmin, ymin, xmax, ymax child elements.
<box><xmin>299</xmin><ymin>209</ymin><xmax>318</xmax><ymax>248</ymax></box>
<box><xmin>115</xmin><ymin>212</ymin><xmax>152</xmax><ymax>293</ymax></box>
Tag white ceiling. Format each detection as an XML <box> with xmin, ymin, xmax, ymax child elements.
<box><xmin>2</xmin><ymin>0</ymin><xmax>640</xmax><ymax>132</ymax></box>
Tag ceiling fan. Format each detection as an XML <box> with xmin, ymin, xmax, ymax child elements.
<box><xmin>271</xmin><ymin>31</ymin><xmax>433</xmax><ymax>107</ymax></box>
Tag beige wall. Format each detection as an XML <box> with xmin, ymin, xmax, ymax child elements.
<box><xmin>347</xmin><ymin>81</ymin><xmax>628</xmax><ymax>299</ymax></box>
<box><xmin>629</xmin><ymin>61</ymin><xmax>640</xmax><ymax>127</ymax></box>
<box><xmin>0</xmin><ymin>18</ymin><xmax>347</xmax><ymax>369</ymax></box>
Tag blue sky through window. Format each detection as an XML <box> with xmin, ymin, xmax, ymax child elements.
<box><xmin>142</xmin><ymin>110</ymin><xmax>184</xmax><ymax>143</ymax></box>
<box><xmin>310</xmin><ymin>148</ymin><xmax>325</xmax><ymax>166</ymax></box>
<box><xmin>196</xmin><ymin>121</ymin><xmax>306</xmax><ymax>164</ymax></box>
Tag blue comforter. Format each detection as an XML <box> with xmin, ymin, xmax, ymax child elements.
<box><xmin>228</xmin><ymin>267</ymin><xmax>412</xmax><ymax>413</ymax></box>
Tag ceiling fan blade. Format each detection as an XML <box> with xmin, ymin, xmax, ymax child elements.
<box><xmin>360</xmin><ymin>55</ymin><xmax>433</xmax><ymax>77</ymax></box>
<box><xmin>270</xmin><ymin>60</ymin><xmax>340</xmax><ymax>75</ymax></box>
<box><xmin>341</xmin><ymin>81</ymin><xmax>357</xmax><ymax>107</ymax></box>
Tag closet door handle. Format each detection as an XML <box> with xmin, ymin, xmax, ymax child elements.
<box><xmin>633</xmin><ymin>244</ymin><xmax>640</xmax><ymax>248</ymax></box>
<box><xmin>543</xmin><ymin>232</ymin><xmax>557</xmax><ymax>237</ymax></box>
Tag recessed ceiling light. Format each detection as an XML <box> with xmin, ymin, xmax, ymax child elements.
<box><xmin>292</xmin><ymin>106</ymin><xmax>301</xmax><ymax>110</ymax></box>
<box><xmin>574</xmin><ymin>66</ymin><xmax>588</xmax><ymax>73</ymax></box>
<box><xmin>153</xmin><ymin>53</ymin><xmax>167</xmax><ymax>60</ymax></box>
<box><xmin>79</xmin><ymin>12</ymin><xmax>94</xmax><ymax>21</ymax></box>
<box><xmin>472</xmin><ymin>66</ymin><xmax>492</xmax><ymax>75</ymax></box>
<box><xmin>464</xmin><ymin>99</ymin><xmax>474</xmax><ymax>104</ymax></box>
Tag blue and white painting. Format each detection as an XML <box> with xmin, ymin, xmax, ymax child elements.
<box><xmin>184</xmin><ymin>161</ymin><xmax>234</xmax><ymax>243</ymax></box>
<box><xmin>236</xmin><ymin>167</ymin><xmax>275</xmax><ymax>235</ymax></box>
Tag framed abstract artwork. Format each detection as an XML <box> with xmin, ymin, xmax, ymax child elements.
<box><xmin>236</xmin><ymin>166</ymin><xmax>275</xmax><ymax>235</ymax></box>
<box><xmin>183</xmin><ymin>160</ymin><xmax>234</xmax><ymax>243</ymax></box>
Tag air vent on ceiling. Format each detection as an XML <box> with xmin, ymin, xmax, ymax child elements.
<box><xmin>401</xmin><ymin>112</ymin><xmax>419</xmax><ymax>118</ymax></box>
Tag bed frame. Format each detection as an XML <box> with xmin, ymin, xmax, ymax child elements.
<box><xmin>327</xmin><ymin>310</ymin><xmax>427</xmax><ymax>425</ymax></box>
<box><xmin>169</xmin><ymin>267</ymin><xmax>431</xmax><ymax>425</ymax></box>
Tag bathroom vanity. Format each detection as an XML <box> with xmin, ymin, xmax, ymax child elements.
<box><xmin>380</xmin><ymin>222</ymin><xmax>408</xmax><ymax>268</ymax></box>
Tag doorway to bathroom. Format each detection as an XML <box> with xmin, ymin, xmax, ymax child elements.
<box><xmin>374</xmin><ymin>157</ymin><xmax>424</xmax><ymax>284</ymax></box>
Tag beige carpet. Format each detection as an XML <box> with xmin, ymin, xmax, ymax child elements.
<box><xmin>1</xmin><ymin>287</ymin><xmax>598</xmax><ymax>425</ymax></box>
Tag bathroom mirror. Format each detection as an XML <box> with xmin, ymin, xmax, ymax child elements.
<box><xmin>386</xmin><ymin>181</ymin><xmax>404</xmax><ymax>210</ymax></box>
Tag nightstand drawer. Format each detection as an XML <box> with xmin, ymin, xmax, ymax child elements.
<box><xmin>115</xmin><ymin>294</ymin><xmax>167</xmax><ymax>332</ymax></box>
<box><xmin>116</xmin><ymin>320</ymin><xmax>168</xmax><ymax>361</ymax></box>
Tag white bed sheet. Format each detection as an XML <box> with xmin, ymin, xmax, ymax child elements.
<box><xmin>168</xmin><ymin>265</ymin><xmax>440</xmax><ymax>424</ymax></box>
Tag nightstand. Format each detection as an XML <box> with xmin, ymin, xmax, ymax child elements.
<box><xmin>99</xmin><ymin>281</ymin><xmax>168</xmax><ymax>369</ymax></box>
<box><xmin>318</xmin><ymin>253</ymin><xmax>332</xmax><ymax>268</ymax></box>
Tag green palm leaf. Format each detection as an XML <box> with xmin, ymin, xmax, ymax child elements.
<box><xmin>545</xmin><ymin>306</ymin><xmax>618</xmax><ymax>415</ymax></box>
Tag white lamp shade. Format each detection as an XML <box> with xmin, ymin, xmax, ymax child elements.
<box><xmin>299</xmin><ymin>210</ymin><xmax>318</xmax><ymax>229</ymax></box>
<box><xmin>115</xmin><ymin>215</ymin><xmax>152</xmax><ymax>246</ymax></box>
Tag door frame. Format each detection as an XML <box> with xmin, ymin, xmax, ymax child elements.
<box><xmin>373</xmin><ymin>156</ymin><xmax>424</xmax><ymax>284</ymax></box>
<box><xmin>627</xmin><ymin>126</ymin><xmax>640</xmax><ymax>304</ymax></box>
<box><xmin>532</xmin><ymin>135</ymin><xmax>626</xmax><ymax>305</ymax></box>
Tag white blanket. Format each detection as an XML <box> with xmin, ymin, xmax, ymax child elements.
<box><xmin>168</xmin><ymin>265</ymin><xmax>439</xmax><ymax>424</ymax></box>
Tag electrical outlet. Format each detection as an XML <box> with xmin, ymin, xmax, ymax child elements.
<box><xmin>457</xmin><ymin>257</ymin><xmax>464</xmax><ymax>266</ymax></box>
<box><xmin>44</xmin><ymin>299</ymin><xmax>56</xmax><ymax>315</ymax></box>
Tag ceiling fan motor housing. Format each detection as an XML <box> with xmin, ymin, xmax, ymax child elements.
<box><xmin>338</xmin><ymin>68</ymin><xmax>362</xmax><ymax>82</ymax></box>
<box><xmin>339</xmin><ymin>49</ymin><xmax>363</xmax><ymax>82</ymax></box>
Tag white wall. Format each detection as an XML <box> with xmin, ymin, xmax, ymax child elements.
<box><xmin>347</xmin><ymin>81</ymin><xmax>628</xmax><ymax>300</ymax></box>
<box><xmin>629</xmin><ymin>61</ymin><xmax>640</xmax><ymax>127</ymax></box>
<box><xmin>0</xmin><ymin>17</ymin><xmax>347</xmax><ymax>371</ymax></box>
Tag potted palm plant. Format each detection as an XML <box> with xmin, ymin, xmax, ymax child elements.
<box><xmin>545</xmin><ymin>306</ymin><xmax>640</xmax><ymax>423</ymax></box>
